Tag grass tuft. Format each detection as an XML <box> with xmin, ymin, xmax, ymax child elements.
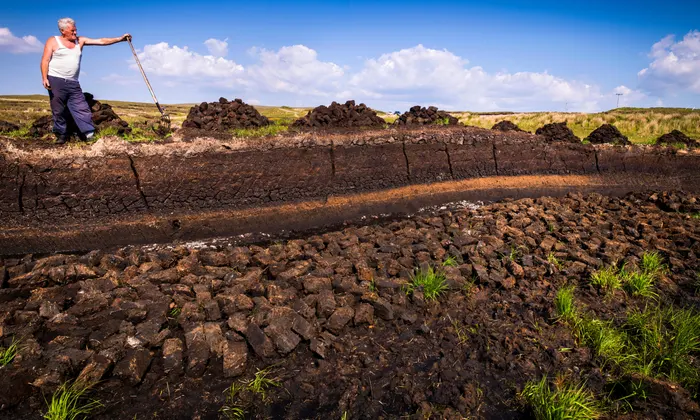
<box><xmin>577</xmin><ymin>317</ymin><xmax>631</xmax><ymax>367</ymax></box>
<box><xmin>590</xmin><ymin>265</ymin><xmax>622</xmax><ymax>294</ymax></box>
<box><xmin>0</xmin><ymin>337</ymin><xmax>20</xmax><ymax>366</ymax></box>
<box><xmin>220</xmin><ymin>383</ymin><xmax>246</xmax><ymax>420</ymax></box>
<box><xmin>406</xmin><ymin>265</ymin><xmax>448</xmax><ymax>301</ymax></box>
<box><xmin>232</xmin><ymin>124</ymin><xmax>288</xmax><ymax>138</ymax></box>
<box><xmin>44</xmin><ymin>380</ymin><xmax>102</xmax><ymax>420</ymax></box>
<box><xmin>247</xmin><ymin>366</ymin><xmax>280</xmax><ymax>400</ymax></box>
<box><xmin>622</xmin><ymin>270</ymin><xmax>658</xmax><ymax>299</ymax></box>
<box><xmin>547</xmin><ymin>252</ymin><xmax>563</xmax><ymax>270</ymax></box>
<box><xmin>554</xmin><ymin>286</ymin><xmax>577</xmax><ymax>324</ymax></box>
<box><xmin>639</xmin><ymin>251</ymin><xmax>665</xmax><ymax>278</ymax></box>
<box><xmin>442</xmin><ymin>256</ymin><xmax>459</xmax><ymax>267</ymax></box>
<box><xmin>521</xmin><ymin>376</ymin><xmax>603</xmax><ymax>420</ymax></box>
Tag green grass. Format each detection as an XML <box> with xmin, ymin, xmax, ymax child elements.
<box><xmin>232</xmin><ymin>123</ymin><xmax>288</xmax><ymax>138</ymax></box>
<box><xmin>622</xmin><ymin>270</ymin><xmax>658</xmax><ymax>299</ymax></box>
<box><xmin>95</xmin><ymin>126</ymin><xmax>120</xmax><ymax>139</ymax></box>
<box><xmin>0</xmin><ymin>337</ymin><xmax>19</xmax><ymax>366</ymax></box>
<box><xmin>555</xmin><ymin>286</ymin><xmax>577</xmax><ymax>324</ymax></box>
<box><xmin>639</xmin><ymin>252</ymin><xmax>665</xmax><ymax>278</ymax></box>
<box><xmin>247</xmin><ymin>367</ymin><xmax>280</xmax><ymax>400</ymax></box>
<box><xmin>405</xmin><ymin>265</ymin><xmax>448</xmax><ymax>301</ymax></box>
<box><xmin>44</xmin><ymin>380</ymin><xmax>102</xmax><ymax>420</ymax></box>
<box><xmin>442</xmin><ymin>256</ymin><xmax>459</xmax><ymax>267</ymax></box>
<box><xmin>623</xmin><ymin>306</ymin><xmax>700</xmax><ymax>392</ymax></box>
<box><xmin>520</xmin><ymin>376</ymin><xmax>603</xmax><ymax>420</ymax></box>
<box><xmin>6</xmin><ymin>125</ymin><xmax>30</xmax><ymax>138</ymax></box>
<box><xmin>220</xmin><ymin>383</ymin><xmax>246</xmax><ymax>420</ymax></box>
<box><xmin>168</xmin><ymin>307</ymin><xmax>181</xmax><ymax>318</ymax></box>
<box><xmin>590</xmin><ymin>265</ymin><xmax>622</xmax><ymax>294</ymax></box>
<box><xmin>434</xmin><ymin>117</ymin><xmax>451</xmax><ymax>126</ymax></box>
<box><xmin>547</xmin><ymin>252</ymin><xmax>563</xmax><ymax>270</ymax></box>
<box><xmin>577</xmin><ymin>318</ymin><xmax>631</xmax><ymax>367</ymax></box>
<box><xmin>568</xmin><ymin>305</ymin><xmax>700</xmax><ymax>397</ymax></box>
<box><xmin>220</xmin><ymin>366</ymin><xmax>281</xmax><ymax>418</ymax></box>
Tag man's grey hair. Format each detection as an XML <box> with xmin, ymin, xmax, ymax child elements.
<box><xmin>57</xmin><ymin>18</ymin><xmax>75</xmax><ymax>31</ymax></box>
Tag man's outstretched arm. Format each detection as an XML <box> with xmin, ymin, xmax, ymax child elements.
<box><xmin>80</xmin><ymin>34</ymin><xmax>131</xmax><ymax>46</ymax></box>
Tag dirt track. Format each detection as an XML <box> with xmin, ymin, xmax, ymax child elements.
<box><xmin>1</xmin><ymin>126</ymin><xmax>699</xmax><ymax>255</ymax></box>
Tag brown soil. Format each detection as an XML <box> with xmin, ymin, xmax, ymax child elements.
<box><xmin>291</xmin><ymin>101</ymin><xmax>386</xmax><ymax>129</ymax></box>
<box><xmin>535</xmin><ymin>122</ymin><xmax>581</xmax><ymax>143</ymax></box>
<box><xmin>393</xmin><ymin>106</ymin><xmax>459</xmax><ymax>126</ymax></box>
<box><xmin>0</xmin><ymin>120</ymin><xmax>19</xmax><ymax>133</ymax></box>
<box><xmin>1</xmin><ymin>190</ymin><xmax>699</xmax><ymax>419</ymax></box>
<box><xmin>2</xmin><ymin>127</ymin><xmax>700</xmax><ymax>255</ymax></box>
<box><xmin>181</xmin><ymin>98</ymin><xmax>270</xmax><ymax>131</ymax></box>
<box><xmin>491</xmin><ymin>120</ymin><xmax>525</xmax><ymax>132</ymax></box>
<box><xmin>585</xmin><ymin>124</ymin><xmax>631</xmax><ymax>145</ymax></box>
<box><xmin>657</xmin><ymin>130</ymin><xmax>699</xmax><ymax>147</ymax></box>
<box><xmin>28</xmin><ymin>93</ymin><xmax>131</xmax><ymax>139</ymax></box>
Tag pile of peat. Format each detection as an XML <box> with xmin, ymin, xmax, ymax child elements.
<box><xmin>0</xmin><ymin>120</ymin><xmax>19</xmax><ymax>133</ymax></box>
<box><xmin>491</xmin><ymin>120</ymin><xmax>525</xmax><ymax>132</ymax></box>
<box><xmin>1</xmin><ymin>190</ymin><xmax>699</xmax><ymax>419</ymax></box>
<box><xmin>584</xmin><ymin>123</ymin><xmax>631</xmax><ymax>145</ymax></box>
<box><xmin>181</xmin><ymin>98</ymin><xmax>271</xmax><ymax>131</ymax></box>
<box><xmin>657</xmin><ymin>130</ymin><xmax>699</xmax><ymax>147</ymax></box>
<box><xmin>28</xmin><ymin>93</ymin><xmax>131</xmax><ymax>138</ymax></box>
<box><xmin>535</xmin><ymin>122</ymin><xmax>581</xmax><ymax>143</ymax></box>
<box><xmin>393</xmin><ymin>106</ymin><xmax>459</xmax><ymax>126</ymax></box>
<box><xmin>291</xmin><ymin>100</ymin><xmax>386</xmax><ymax>129</ymax></box>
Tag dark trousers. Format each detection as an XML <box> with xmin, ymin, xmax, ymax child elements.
<box><xmin>47</xmin><ymin>75</ymin><xmax>94</xmax><ymax>136</ymax></box>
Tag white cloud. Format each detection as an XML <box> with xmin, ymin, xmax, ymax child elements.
<box><xmin>638</xmin><ymin>30</ymin><xmax>700</xmax><ymax>95</ymax></box>
<box><xmin>204</xmin><ymin>38</ymin><xmax>228</xmax><ymax>57</ymax></box>
<box><xmin>132</xmin><ymin>41</ymin><xmax>647</xmax><ymax>111</ymax></box>
<box><xmin>133</xmin><ymin>42</ymin><xmax>244</xmax><ymax>82</ymax></box>
<box><xmin>0</xmin><ymin>27</ymin><xmax>43</xmax><ymax>54</ymax></box>
<box><xmin>245</xmin><ymin>45</ymin><xmax>345</xmax><ymax>96</ymax></box>
<box><xmin>349</xmin><ymin>45</ymin><xmax>640</xmax><ymax>111</ymax></box>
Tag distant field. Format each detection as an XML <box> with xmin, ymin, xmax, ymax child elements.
<box><xmin>0</xmin><ymin>95</ymin><xmax>312</xmax><ymax>127</ymax></box>
<box><xmin>0</xmin><ymin>95</ymin><xmax>697</xmax><ymax>144</ymax></box>
<box><xmin>454</xmin><ymin>108</ymin><xmax>700</xmax><ymax>144</ymax></box>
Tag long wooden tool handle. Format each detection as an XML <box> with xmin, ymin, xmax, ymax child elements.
<box><xmin>127</xmin><ymin>39</ymin><xmax>166</xmax><ymax>117</ymax></box>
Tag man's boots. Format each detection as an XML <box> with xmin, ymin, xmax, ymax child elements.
<box><xmin>55</xmin><ymin>134</ymin><xmax>68</xmax><ymax>145</ymax></box>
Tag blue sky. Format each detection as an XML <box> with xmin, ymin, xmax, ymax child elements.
<box><xmin>1</xmin><ymin>0</ymin><xmax>699</xmax><ymax>112</ymax></box>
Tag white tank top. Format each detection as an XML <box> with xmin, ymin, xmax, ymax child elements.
<box><xmin>47</xmin><ymin>36</ymin><xmax>82</xmax><ymax>81</ymax></box>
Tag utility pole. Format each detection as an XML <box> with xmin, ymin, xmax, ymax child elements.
<box><xmin>616</xmin><ymin>93</ymin><xmax>623</xmax><ymax>108</ymax></box>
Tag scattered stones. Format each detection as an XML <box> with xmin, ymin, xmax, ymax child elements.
<box><xmin>326</xmin><ymin>306</ymin><xmax>354</xmax><ymax>334</ymax></box>
<box><xmin>113</xmin><ymin>348</ymin><xmax>152</xmax><ymax>385</ymax></box>
<box><xmin>535</xmin><ymin>122</ymin><xmax>580</xmax><ymax>143</ymax></box>
<box><xmin>584</xmin><ymin>124</ymin><xmax>630</xmax><ymax>145</ymax></box>
<box><xmin>162</xmin><ymin>338</ymin><xmax>184</xmax><ymax>375</ymax></box>
<box><xmin>393</xmin><ymin>106</ymin><xmax>459</xmax><ymax>126</ymax></box>
<box><xmin>76</xmin><ymin>354</ymin><xmax>113</xmax><ymax>385</ymax></box>
<box><xmin>181</xmin><ymin>97</ymin><xmax>270</xmax><ymax>131</ymax></box>
<box><xmin>244</xmin><ymin>323</ymin><xmax>275</xmax><ymax>358</ymax></box>
<box><xmin>292</xmin><ymin>100</ymin><xmax>385</xmax><ymax>129</ymax></box>
<box><xmin>223</xmin><ymin>340</ymin><xmax>247</xmax><ymax>377</ymax></box>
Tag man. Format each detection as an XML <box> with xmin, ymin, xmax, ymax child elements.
<box><xmin>40</xmin><ymin>18</ymin><xmax>130</xmax><ymax>144</ymax></box>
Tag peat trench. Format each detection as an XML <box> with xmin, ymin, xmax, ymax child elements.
<box><xmin>1</xmin><ymin>126</ymin><xmax>699</xmax><ymax>255</ymax></box>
